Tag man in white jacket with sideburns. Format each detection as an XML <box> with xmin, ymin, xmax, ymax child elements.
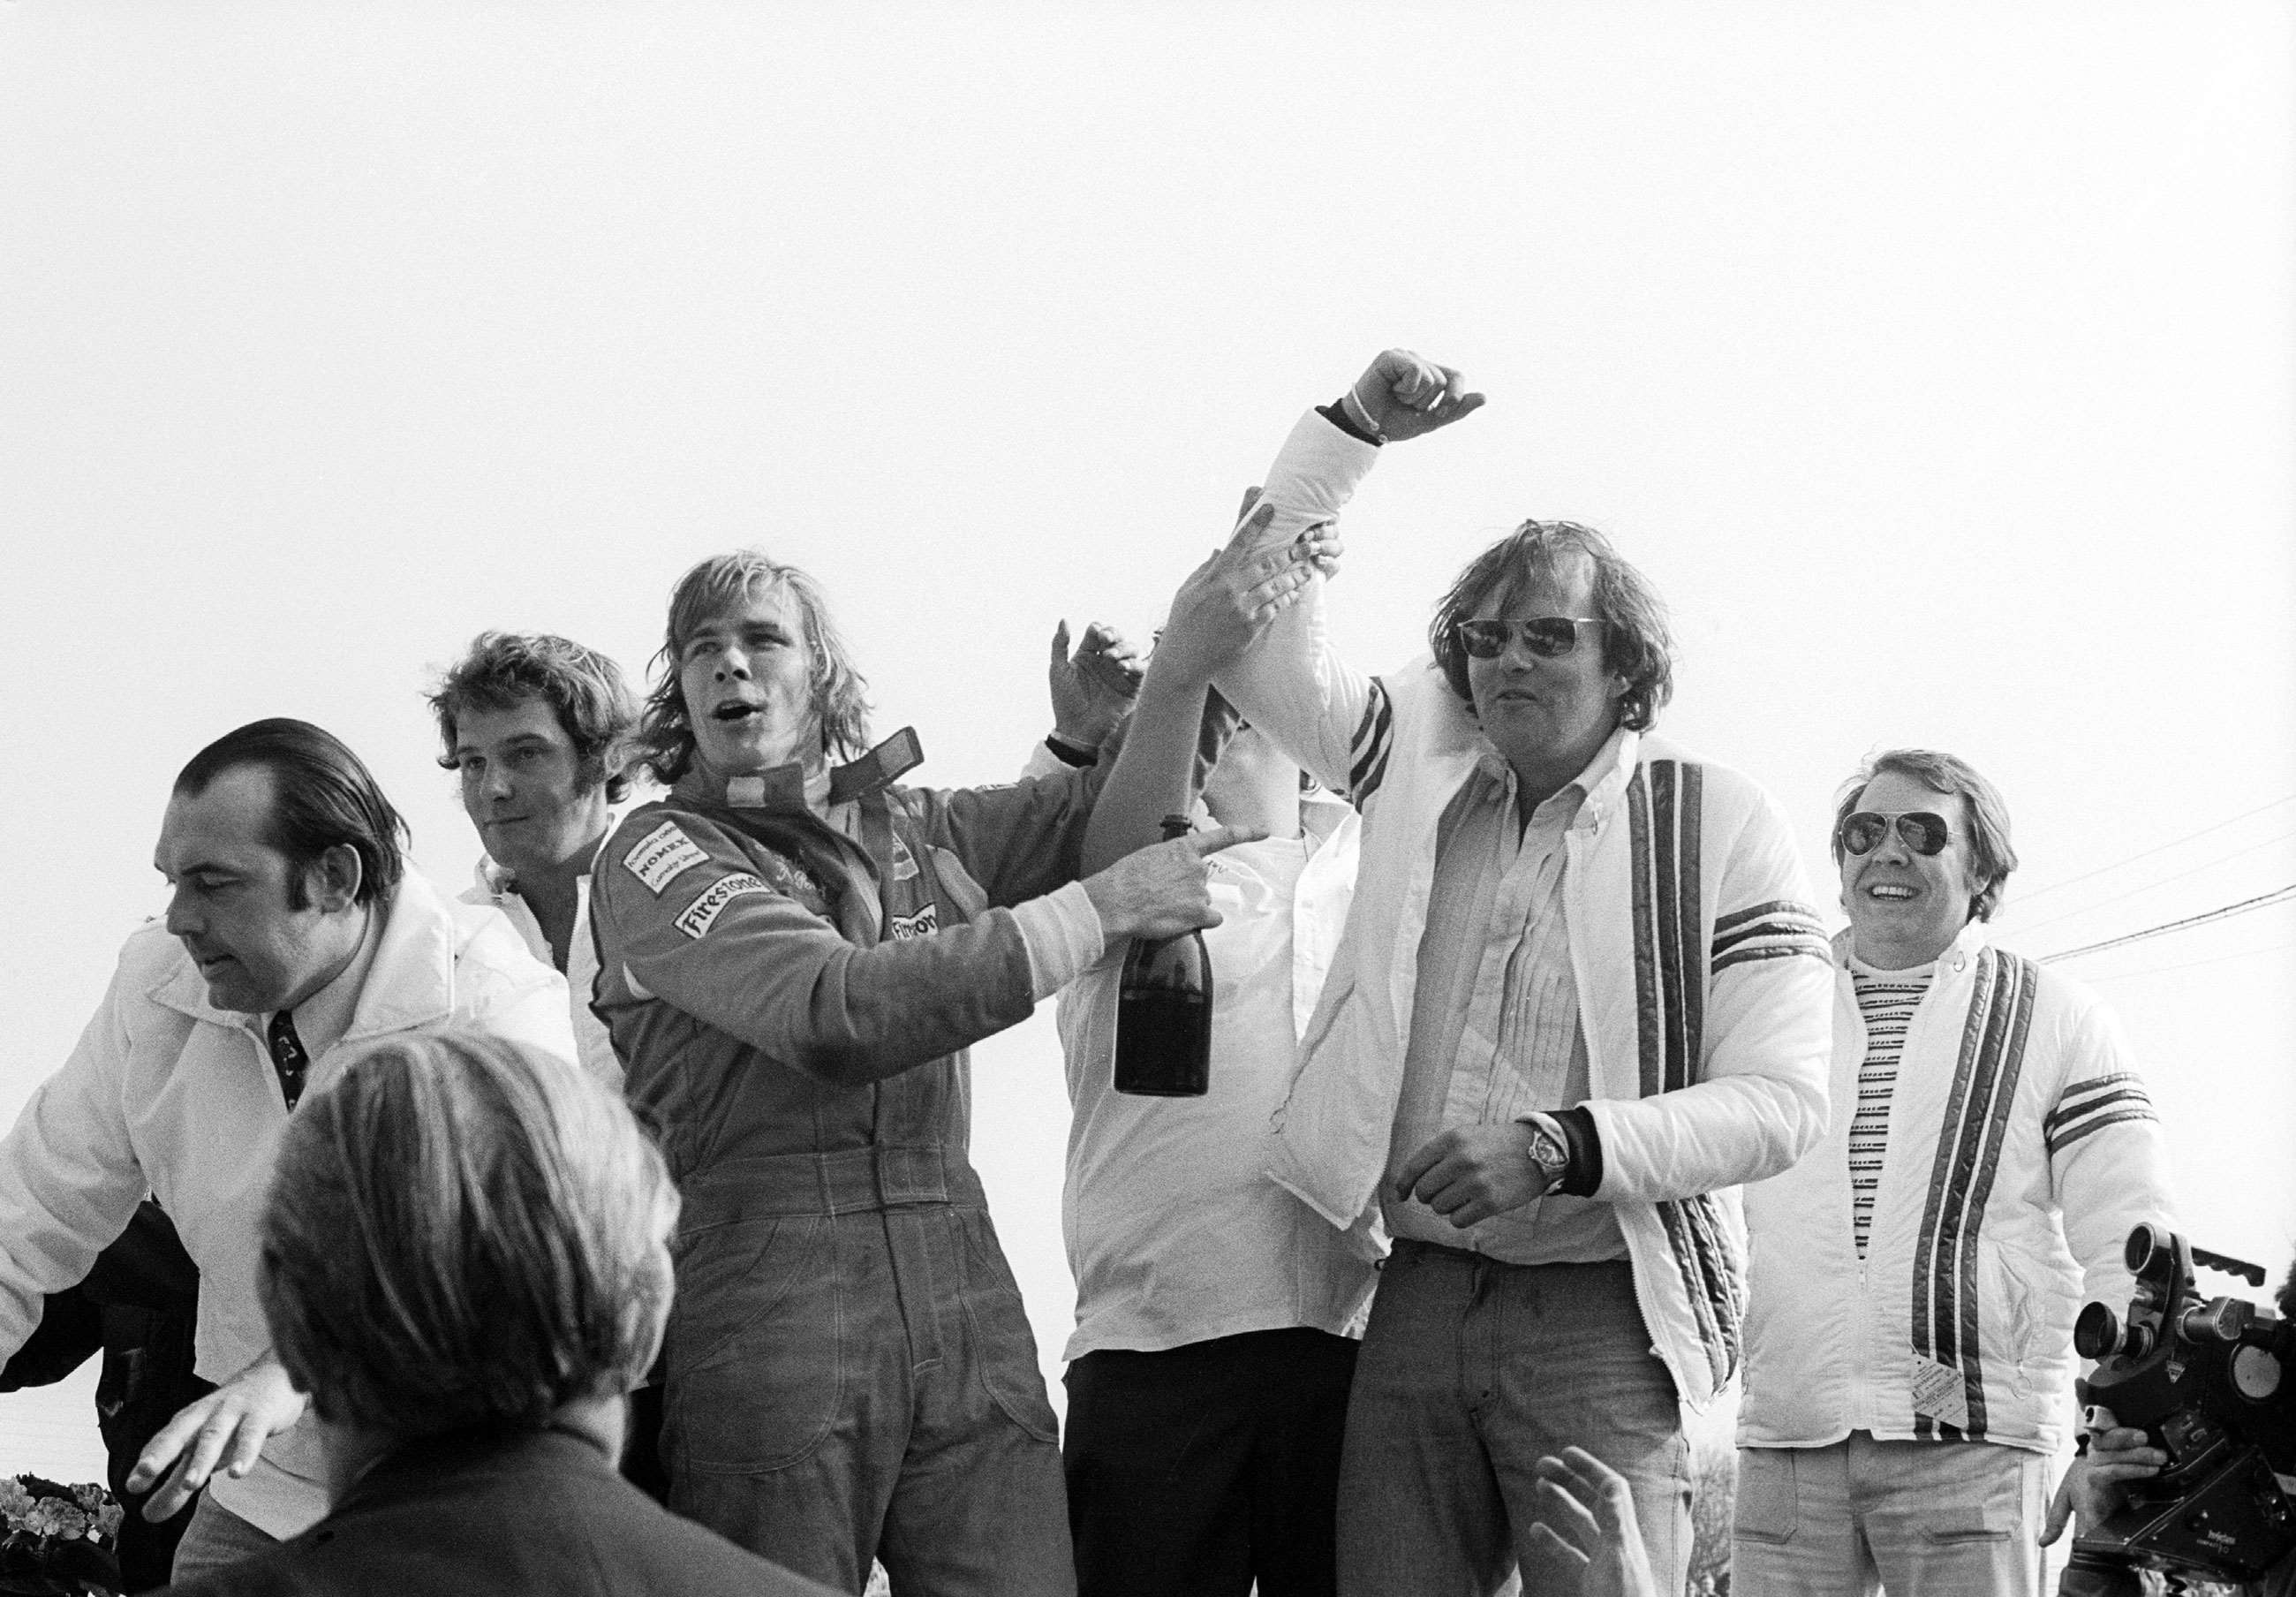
<box><xmin>1213</xmin><ymin>351</ymin><xmax>1836</xmax><ymax>1597</ymax></box>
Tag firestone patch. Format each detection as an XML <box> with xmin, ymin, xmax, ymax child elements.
<box><xmin>676</xmin><ymin>873</ymin><xmax>770</xmax><ymax>940</ymax></box>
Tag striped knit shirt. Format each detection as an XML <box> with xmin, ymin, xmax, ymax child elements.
<box><xmin>1847</xmin><ymin>959</ymin><xmax>1935</xmax><ymax>1259</ymax></box>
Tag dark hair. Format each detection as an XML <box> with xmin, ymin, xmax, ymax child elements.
<box><xmin>635</xmin><ymin>549</ymin><xmax>871</xmax><ymax>783</ymax></box>
<box><xmin>1831</xmin><ymin>747</ymin><xmax>2020</xmax><ymax>923</ymax></box>
<box><xmin>429</xmin><ymin>632</ymin><xmax>640</xmax><ymax>804</ymax></box>
<box><xmin>1428</xmin><ymin>520</ymin><xmax>1675</xmax><ymax>732</ymax></box>
<box><xmin>174</xmin><ymin>719</ymin><xmax>407</xmax><ymax>908</ymax></box>
<box><xmin>259</xmin><ymin>1033</ymin><xmax>677</xmax><ymax>1436</ymax></box>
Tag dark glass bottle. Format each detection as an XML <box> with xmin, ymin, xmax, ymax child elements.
<box><xmin>1113</xmin><ymin>814</ymin><xmax>1214</xmax><ymax>1097</ymax></box>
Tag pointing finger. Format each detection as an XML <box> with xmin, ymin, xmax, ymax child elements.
<box><xmin>1187</xmin><ymin>823</ymin><xmax>1270</xmax><ymax>858</ymax></box>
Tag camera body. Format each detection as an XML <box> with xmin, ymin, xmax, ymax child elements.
<box><xmin>2067</xmin><ymin>1224</ymin><xmax>2295</xmax><ymax>1587</ymax></box>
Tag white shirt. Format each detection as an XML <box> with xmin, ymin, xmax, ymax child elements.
<box><xmin>462</xmin><ymin>854</ymin><xmax>622</xmax><ymax>1089</ymax></box>
<box><xmin>1057</xmin><ymin>805</ymin><xmax>1373</xmax><ymax>1359</ymax></box>
<box><xmin>1385</xmin><ymin>729</ymin><xmax>1635</xmax><ymax>1263</ymax></box>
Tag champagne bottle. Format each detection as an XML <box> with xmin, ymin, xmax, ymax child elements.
<box><xmin>1113</xmin><ymin>814</ymin><xmax>1214</xmax><ymax>1097</ymax></box>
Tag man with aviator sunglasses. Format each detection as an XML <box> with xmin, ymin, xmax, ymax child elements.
<box><xmin>1209</xmin><ymin>350</ymin><xmax>1837</xmax><ymax>1596</ymax></box>
<box><xmin>1732</xmin><ymin>748</ymin><xmax>2177</xmax><ymax>1597</ymax></box>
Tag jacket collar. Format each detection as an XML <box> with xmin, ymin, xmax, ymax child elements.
<box><xmin>147</xmin><ymin>872</ymin><xmax>466</xmax><ymax>1039</ymax></box>
<box><xmin>672</xmin><ymin>728</ymin><xmax>923</xmax><ymax>815</ymax></box>
<box><xmin>1831</xmin><ymin>915</ymin><xmax>1990</xmax><ymax>976</ymax></box>
<box><xmin>1401</xmin><ymin>661</ymin><xmax>1642</xmax><ymax>829</ymax></box>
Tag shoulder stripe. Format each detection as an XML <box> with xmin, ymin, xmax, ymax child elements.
<box><xmin>1712</xmin><ymin>940</ymin><xmax>1832</xmax><ymax>975</ymax></box>
<box><xmin>2048</xmin><ymin>1107</ymin><xmax>2160</xmax><ymax>1157</ymax></box>
<box><xmin>1711</xmin><ymin>904</ymin><xmax>1826</xmax><ymax>955</ymax></box>
<box><xmin>1711</xmin><ymin>898</ymin><xmax>1830</xmax><ymax>976</ymax></box>
<box><xmin>1348</xmin><ymin>679</ymin><xmax>1394</xmax><ymax>804</ymax></box>
<box><xmin>1713</xmin><ymin>899</ymin><xmax>1823</xmax><ymax>936</ymax></box>
<box><xmin>2043</xmin><ymin>1084</ymin><xmax>2155</xmax><ymax>1137</ymax></box>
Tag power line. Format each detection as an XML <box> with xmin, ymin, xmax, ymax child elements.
<box><xmin>2073</xmin><ymin>938</ymin><xmax>2295</xmax><ymax>982</ymax></box>
<box><xmin>2005</xmin><ymin>793</ymin><xmax>2296</xmax><ymax>910</ymax></box>
<box><xmin>2002</xmin><ymin>826</ymin><xmax>2296</xmax><ymax>940</ymax></box>
<box><xmin>2039</xmin><ymin>883</ymin><xmax>2296</xmax><ymax>965</ymax></box>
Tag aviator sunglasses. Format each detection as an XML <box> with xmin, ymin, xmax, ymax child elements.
<box><xmin>1837</xmin><ymin>811</ymin><xmax>1952</xmax><ymax>858</ymax></box>
<box><xmin>1454</xmin><ymin>616</ymin><xmax>1606</xmax><ymax>660</ymax></box>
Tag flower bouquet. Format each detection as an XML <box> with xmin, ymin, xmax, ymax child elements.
<box><xmin>0</xmin><ymin>1477</ymin><xmax>123</xmax><ymax>1597</ymax></box>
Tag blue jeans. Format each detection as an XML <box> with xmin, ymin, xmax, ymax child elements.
<box><xmin>1732</xmin><ymin>1434</ymin><xmax>2049</xmax><ymax>1597</ymax></box>
<box><xmin>1335</xmin><ymin>1246</ymin><xmax>1690</xmax><ymax>1597</ymax></box>
<box><xmin>664</xmin><ymin>1147</ymin><xmax>1072</xmax><ymax>1596</ymax></box>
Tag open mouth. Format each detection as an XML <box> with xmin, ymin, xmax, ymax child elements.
<box><xmin>1867</xmin><ymin>883</ymin><xmax>1916</xmax><ymax>900</ymax></box>
<box><xmin>713</xmin><ymin>702</ymin><xmax>760</xmax><ymax>723</ymax></box>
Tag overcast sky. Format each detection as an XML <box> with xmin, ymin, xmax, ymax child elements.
<box><xmin>3</xmin><ymin>3</ymin><xmax>2290</xmax><ymax>1472</ymax></box>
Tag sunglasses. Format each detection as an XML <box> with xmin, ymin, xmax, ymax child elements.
<box><xmin>1838</xmin><ymin>811</ymin><xmax>1952</xmax><ymax>858</ymax></box>
<box><xmin>1454</xmin><ymin>616</ymin><xmax>1606</xmax><ymax>661</ymax></box>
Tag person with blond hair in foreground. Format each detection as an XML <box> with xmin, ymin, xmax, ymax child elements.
<box><xmin>157</xmin><ymin>1032</ymin><xmax>835</xmax><ymax>1596</ymax></box>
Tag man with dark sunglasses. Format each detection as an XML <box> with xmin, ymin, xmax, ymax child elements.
<box><xmin>1209</xmin><ymin>350</ymin><xmax>1837</xmax><ymax>1596</ymax></box>
<box><xmin>1731</xmin><ymin>747</ymin><xmax>2178</xmax><ymax>1597</ymax></box>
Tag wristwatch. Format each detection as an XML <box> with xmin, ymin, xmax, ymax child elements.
<box><xmin>1522</xmin><ymin>1115</ymin><xmax>1572</xmax><ymax>1193</ymax></box>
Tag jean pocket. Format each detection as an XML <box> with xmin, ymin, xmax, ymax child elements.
<box><xmin>1731</xmin><ymin>1448</ymin><xmax>1799</xmax><ymax>1545</ymax></box>
<box><xmin>668</xmin><ymin>1216</ymin><xmax>843</xmax><ymax>1472</ymax></box>
<box><xmin>955</xmin><ymin>1211</ymin><xmax>1060</xmax><ymax>1444</ymax></box>
<box><xmin>1915</xmin><ymin>1450</ymin><xmax>2020</xmax><ymax>1545</ymax></box>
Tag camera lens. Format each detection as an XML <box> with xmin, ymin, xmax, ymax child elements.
<box><xmin>2077</xmin><ymin>1302</ymin><xmax>2124</xmax><ymax>1360</ymax></box>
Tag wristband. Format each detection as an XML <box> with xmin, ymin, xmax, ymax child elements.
<box><xmin>1044</xmin><ymin>733</ymin><xmax>1098</xmax><ymax>768</ymax></box>
<box><xmin>1320</xmin><ymin>396</ymin><xmax>1384</xmax><ymax>446</ymax></box>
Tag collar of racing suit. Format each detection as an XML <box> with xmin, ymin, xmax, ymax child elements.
<box><xmin>676</xmin><ymin>727</ymin><xmax>925</xmax><ymax>814</ymax></box>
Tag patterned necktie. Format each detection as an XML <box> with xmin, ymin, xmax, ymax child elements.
<box><xmin>267</xmin><ymin>1010</ymin><xmax>309</xmax><ymax>1111</ymax></box>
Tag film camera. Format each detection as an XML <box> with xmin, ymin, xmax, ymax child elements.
<box><xmin>2064</xmin><ymin>1223</ymin><xmax>2294</xmax><ymax>1593</ymax></box>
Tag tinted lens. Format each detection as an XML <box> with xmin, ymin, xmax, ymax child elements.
<box><xmin>1899</xmin><ymin>813</ymin><xmax>1951</xmax><ymax>856</ymax></box>
<box><xmin>1839</xmin><ymin>813</ymin><xmax>1888</xmax><ymax>855</ymax></box>
<box><xmin>1521</xmin><ymin>618</ymin><xmax>1581</xmax><ymax>657</ymax></box>
<box><xmin>1840</xmin><ymin>811</ymin><xmax>1952</xmax><ymax>857</ymax></box>
<box><xmin>1455</xmin><ymin>617</ymin><xmax>1587</xmax><ymax>660</ymax></box>
<box><xmin>1455</xmin><ymin>619</ymin><xmax>1509</xmax><ymax>658</ymax></box>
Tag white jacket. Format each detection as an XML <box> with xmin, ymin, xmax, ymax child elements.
<box><xmin>1217</xmin><ymin>411</ymin><xmax>1837</xmax><ymax>1411</ymax></box>
<box><xmin>0</xmin><ymin>871</ymin><xmax>575</xmax><ymax>1534</ymax></box>
<box><xmin>1739</xmin><ymin>922</ymin><xmax>2175</xmax><ymax>1455</ymax></box>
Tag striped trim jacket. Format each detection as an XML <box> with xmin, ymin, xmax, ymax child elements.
<box><xmin>1738</xmin><ymin>922</ymin><xmax>2177</xmax><ymax>1456</ymax></box>
<box><xmin>1214</xmin><ymin>410</ymin><xmax>1835</xmax><ymax>1411</ymax></box>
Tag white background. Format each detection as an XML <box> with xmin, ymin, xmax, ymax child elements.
<box><xmin>3</xmin><ymin>2</ymin><xmax>2291</xmax><ymax>1484</ymax></box>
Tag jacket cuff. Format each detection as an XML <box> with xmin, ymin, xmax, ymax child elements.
<box><xmin>1014</xmin><ymin>881</ymin><xmax>1105</xmax><ymax>1002</ymax></box>
<box><xmin>1552</xmin><ymin>1107</ymin><xmax>1605</xmax><ymax>1199</ymax></box>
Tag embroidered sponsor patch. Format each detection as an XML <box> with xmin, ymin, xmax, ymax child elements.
<box><xmin>623</xmin><ymin>821</ymin><xmax>708</xmax><ymax>896</ymax></box>
<box><xmin>1909</xmin><ymin>1353</ymin><xmax>1970</xmax><ymax>1430</ymax></box>
<box><xmin>675</xmin><ymin>873</ymin><xmax>769</xmax><ymax>940</ymax></box>
<box><xmin>890</xmin><ymin>903</ymin><xmax>938</xmax><ymax>940</ymax></box>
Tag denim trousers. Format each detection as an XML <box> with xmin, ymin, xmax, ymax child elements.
<box><xmin>1064</xmin><ymin>1327</ymin><xmax>1359</xmax><ymax>1597</ymax></box>
<box><xmin>1335</xmin><ymin>1245</ymin><xmax>1690</xmax><ymax>1597</ymax></box>
<box><xmin>1732</xmin><ymin>1433</ymin><xmax>2050</xmax><ymax>1597</ymax></box>
<box><xmin>664</xmin><ymin>1150</ymin><xmax>1073</xmax><ymax>1597</ymax></box>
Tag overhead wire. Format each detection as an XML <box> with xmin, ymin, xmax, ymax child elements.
<box><xmin>2005</xmin><ymin>792</ymin><xmax>2296</xmax><ymax>911</ymax></box>
<box><xmin>2070</xmin><ymin>938</ymin><xmax>2296</xmax><ymax>982</ymax></box>
<box><xmin>2038</xmin><ymin>883</ymin><xmax>2296</xmax><ymax>964</ymax></box>
<box><xmin>1999</xmin><ymin>826</ymin><xmax>2296</xmax><ymax>940</ymax></box>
